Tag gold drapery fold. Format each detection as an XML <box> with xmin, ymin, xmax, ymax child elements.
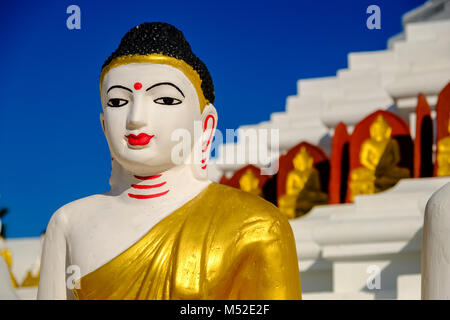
<box><xmin>73</xmin><ymin>183</ymin><xmax>301</xmax><ymax>300</ymax></box>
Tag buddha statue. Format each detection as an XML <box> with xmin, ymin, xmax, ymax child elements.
<box><xmin>37</xmin><ymin>23</ymin><xmax>301</xmax><ymax>300</ymax></box>
<box><xmin>278</xmin><ymin>147</ymin><xmax>328</xmax><ymax>219</ymax></box>
<box><xmin>422</xmin><ymin>181</ymin><xmax>450</xmax><ymax>299</ymax></box>
<box><xmin>436</xmin><ymin>116</ymin><xmax>450</xmax><ymax>177</ymax></box>
<box><xmin>349</xmin><ymin>115</ymin><xmax>410</xmax><ymax>201</ymax></box>
<box><xmin>239</xmin><ymin>169</ymin><xmax>262</xmax><ymax>196</ymax></box>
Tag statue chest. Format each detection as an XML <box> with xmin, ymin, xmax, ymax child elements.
<box><xmin>65</xmin><ymin>201</ymin><xmax>179</xmax><ymax>278</ymax></box>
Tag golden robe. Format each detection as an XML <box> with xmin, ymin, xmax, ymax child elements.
<box><xmin>73</xmin><ymin>183</ymin><xmax>301</xmax><ymax>300</ymax></box>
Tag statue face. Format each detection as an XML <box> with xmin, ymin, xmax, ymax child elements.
<box><xmin>370</xmin><ymin>124</ymin><xmax>381</xmax><ymax>141</ymax></box>
<box><xmin>293</xmin><ymin>150</ymin><xmax>313</xmax><ymax>172</ymax></box>
<box><xmin>370</xmin><ymin>123</ymin><xmax>391</xmax><ymax>142</ymax></box>
<box><xmin>370</xmin><ymin>116</ymin><xmax>392</xmax><ymax>142</ymax></box>
<box><xmin>239</xmin><ymin>170</ymin><xmax>259</xmax><ymax>192</ymax></box>
<box><xmin>100</xmin><ymin>63</ymin><xmax>202</xmax><ymax>175</ymax></box>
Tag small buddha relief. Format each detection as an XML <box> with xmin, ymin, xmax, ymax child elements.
<box><xmin>278</xmin><ymin>147</ymin><xmax>328</xmax><ymax>219</ymax></box>
<box><xmin>436</xmin><ymin>115</ymin><xmax>450</xmax><ymax>177</ymax></box>
<box><xmin>21</xmin><ymin>270</ymin><xmax>40</xmax><ymax>288</ymax></box>
<box><xmin>0</xmin><ymin>237</ymin><xmax>18</xmax><ymax>289</ymax></box>
<box><xmin>239</xmin><ymin>169</ymin><xmax>262</xmax><ymax>196</ymax></box>
<box><xmin>20</xmin><ymin>233</ymin><xmax>44</xmax><ymax>288</ymax></box>
<box><xmin>349</xmin><ymin>115</ymin><xmax>410</xmax><ymax>201</ymax></box>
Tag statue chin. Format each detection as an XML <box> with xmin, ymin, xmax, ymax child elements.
<box><xmin>110</xmin><ymin>144</ymin><xmax>201</xmax><ymax>178</ymax></box>
<box><xmin>108</xmin><ymin>139</ymin><xmax>186</xmax><ymax>175</ymax></box>
<box><xmin>112</xmin><ymin>155</ymin><xmax>177</xmax><ymax>177</ymax></box>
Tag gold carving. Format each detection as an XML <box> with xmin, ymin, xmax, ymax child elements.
<box><xmin>0</xmin><ymin>246</ymin><xmax>18</xmax><ymax>289</ymax></box>
<box><xmin>349</xmin><ymin>115</ymin><xmax>410</xmax><ymax>201</ymax></box>
<box><xmin>279</xmin><ymin>147</ymin><xmax>328</xmax><ymax>219</ymax></box>
<box><xmin>20</xmin><ymin>270</ymin><xmax>40</xmax><ymax>287</ymax></box>
<box><xmin>239</xmin><ymin>169</ymin><xmax>262</xmax><ymax>196</ymax></box>
<box><xmin>437</xmin><ymin>116</ymin><xmax>450</xmax><ymax>177</ymax></box>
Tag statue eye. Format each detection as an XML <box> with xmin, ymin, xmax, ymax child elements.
<box><xmin>154</xmin><ymin>97</ymin><xmax>182</xmax><ymax>106</ymax></box>
<box><xmin>107</xmin><ymin>98</ymin><xmax>128</xmax><ymax>108</ymax></box>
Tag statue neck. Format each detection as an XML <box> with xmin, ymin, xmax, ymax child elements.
<box><xmin>108</xmin><ymin>160</ymin><xmax>211</xmax><ymax>205</ymax></box>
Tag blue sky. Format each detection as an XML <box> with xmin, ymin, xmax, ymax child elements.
<box><xmin>0</xmin><ymin>0</ymin><xmax>427</xmax><ymax>237</ymax></box>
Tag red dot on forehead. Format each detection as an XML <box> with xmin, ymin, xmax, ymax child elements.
<box><xmin>134</xmin><ymin>82</ymin><xmax>142</xmax><ymax>90</ymax></box>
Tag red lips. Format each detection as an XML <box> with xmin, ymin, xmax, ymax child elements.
<box><xmin>125</xmin><ymin>133</ymin><xmax>154</xmax><ymax>146</ymax></box>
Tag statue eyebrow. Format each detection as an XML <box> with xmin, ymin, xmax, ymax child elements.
<box><xmin>146</xmin><ymin>82</ymin><xmax>185</xmax><ymax>97</ymax></box>
<box><xmin>107</xmin><ymin>85</ymin><xmax>132</xmax><ymax>94</ymax></box>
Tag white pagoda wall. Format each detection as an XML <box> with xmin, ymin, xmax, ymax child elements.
<box><xmin>211</xmin><ymin>1</ymin><xmax>450</xmax><ymax>174</ymax></box>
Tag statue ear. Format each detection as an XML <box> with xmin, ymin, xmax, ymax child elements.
<box><xmin>201</xmin><ymin>104</ymin><xmax>218</xmax><ymax>165</ymax></box>
<box><xmin>190</xmin><ymin>104</ymin><xmax>218</xmax><ymax>180</ymax></box>
<box><xmin>100</xmin><ymin>112</ymin><xmax>115</xmax><ymax>163</ymax></box>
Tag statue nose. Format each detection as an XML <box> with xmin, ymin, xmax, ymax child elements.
<box><xmin>126</xmin><ymin>97</ymin><xmax>147</xmax><ymax>129</ymax></box>
<box><xmin>127</xmin><ymin>118</ymin><xmax>146</xmax><ymax>130</ymax></box>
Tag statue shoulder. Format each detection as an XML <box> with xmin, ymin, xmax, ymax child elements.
<box><xmin>360</xmin><ymin>139</ymin><xmax>379</xmax><ymax>152</ymax></box>
<box><xmin>45</xmin><ymin>193</ymin><xmax>110</xmax><ymax>233</ymax></box>
<box><xmin>387</xmin><ymin>138</ymin><xmax>400</xmax><ymax>149</ymax></box>
<box><xmin>210</xmin><ymin>181</ymin><xmax>276</xmax><ymax>208</ymax></box>
<box><xmin>207</xmin><ymin>183</ymin><xmax>290</xmax><ymax>235</ymax></box>
<box><xmin>425</xmin><ymin>182</ymin><xmax>450</xmax><ymax>219</ymax></box>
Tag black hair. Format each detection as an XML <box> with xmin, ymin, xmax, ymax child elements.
<box><xmin>102</xmin><ymin>22</ymin><xmax>215</xmax><ymax>104</ymax></box>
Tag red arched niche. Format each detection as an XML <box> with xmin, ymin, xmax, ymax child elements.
<box><xmin>414</xmin><ymin>93</ymin><xmax>433</xmax><ymax>178</ymax></box>
<box><xmin>434</xmin><ymin>83</ymin><xmax>450</xmax><ymax>176</ymax></box>
<box><xmin>329</xmin><ymin>122</ymin><xmax>350</xmax><ymax>204</ymax></box>
<box><xmin>277</xmin><ymin>141</ymin><xmax>329</xmax><ymax>201</ymax></box>
<box><xmin>346</xmin><ymin>109</ymin><xmax>413</xmax><ymax>202</ymax></box>
<box><xmin>219</xmin><ymin>174</ymin><xmax>229</xmax><ymax>185</ymax></box>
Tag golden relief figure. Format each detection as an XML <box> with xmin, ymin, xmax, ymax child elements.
<box><xmin>278</xmin><ymin>147</ymin><xmax>328</xmax><ymax>219</ymax></box>
<box><xmin>436</xmin><ymin>116</ymin><xmax>450</xmax><ymax>177</ymax></box>
<box><xmin>239</xmin><ymin>169</ymin><xmax>262</xmax><ymax>196</ymax></box>
<box><xmin>0</xmin><ymin>242</ymin><xmax>18</xmax><ymax>288</ymax></box>
<box><xmin>73</xmin><ymin>183</ymin><xmax>301</xmax><ymax>300</ymax></box>
<box><xmin>349</xmin><ymin>115</ymin><xmax>410</xmax><ymax>201</ymax></box>
<box><xmin>21</xmin><ymin>270</ymin><xmax>40</xmax><ymax>287</ymax></box>
<box><xmin>21</xmin><ymin>233</ymin><xmax>43</xmax><ymax>287</ymax></box>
